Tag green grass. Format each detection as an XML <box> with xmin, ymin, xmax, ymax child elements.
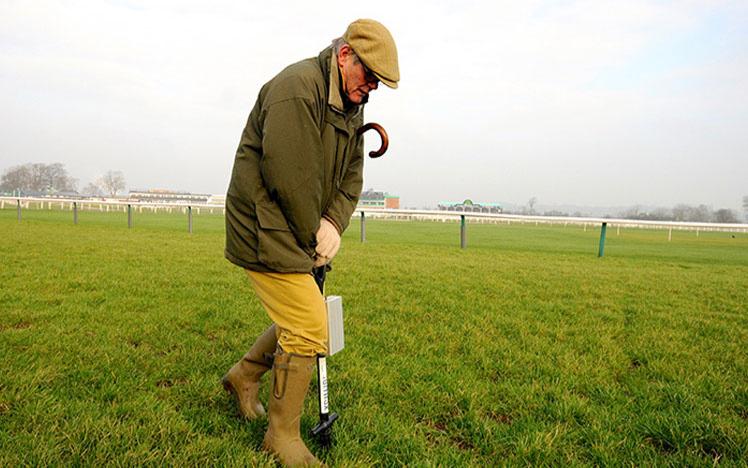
<box><xmin>1</xmin><ymin>207</ymin><xmax>747</xmax><ymax>466</ymax></box>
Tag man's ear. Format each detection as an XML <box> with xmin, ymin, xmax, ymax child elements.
<box><xmin>336</xmin><ymin>44</ymin><xmax>352</xmax><ymax>67</ymax></box>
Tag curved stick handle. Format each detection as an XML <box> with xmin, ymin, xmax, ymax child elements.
<box><xmin>357</xmin><ymin>122</ymin><xmax>389</xmax><ymax>158</ymax></box>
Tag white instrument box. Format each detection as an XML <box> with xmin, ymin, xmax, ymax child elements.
<box><xmin>325</xmin><ymin>295</ymin><xmax>344</xmax><ymax>356</ymax></box>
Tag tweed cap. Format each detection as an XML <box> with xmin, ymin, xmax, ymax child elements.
<box><xmin>343</xmin><ymin>19</ymin><xmax>399</xmax><ymax>89</ymax></box>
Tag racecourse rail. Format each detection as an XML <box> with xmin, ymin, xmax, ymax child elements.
<box><xmin>3</xmin><ymin>196</ymin><xmax>747</xmax><ymax>257</ymax></box>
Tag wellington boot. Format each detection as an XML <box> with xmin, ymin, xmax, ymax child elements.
<box><xmin>262</xmin><ymin>350</ymin><xmax>320</xmax><ymax>467</ymax></box>
<box><xmin>222</xmin><ymin>324</ymin><xmax>277</xmax><ymax>419</ymax></box>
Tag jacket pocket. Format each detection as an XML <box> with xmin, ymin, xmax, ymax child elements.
<box><xmin>256</xmin><ymin>201</ymin><xmax>291</xmax><ymax>231</ymax></box>
<box><xmin>255</xmin><ymin>201</ymin><xmax>313</xmax><ymax>272</ymax></box>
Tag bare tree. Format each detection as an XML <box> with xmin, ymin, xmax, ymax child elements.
<box><xmin>82</xmin><ymin>182</ymin><xmax>104</xmax><ymax>196</ymax></box>
<box><xmin>672</xmin><ymin>204</ymin><xmax>690</xmax><ymax>222</ymax></box>
<box><xmin>621</xmin><ymin>205</ymin><xmax>642</xmax><ymax>219</ymax></box>
<box><xmin>97</xmin><ymin>170</ymin><xmax>126</xmax><ymax>197</ymax></box>
<box><xmin>527</xmin><ymin>196</ymin><xmax>537</xmax><ymax>214</ymax></box>
<box><xmin>0</xmin><ymin>162</ymin><xmax>77</xmax><ymax>193</ymax></box>
<box><xmin>693</xmin><ymin>204</ymin><xmax>712</xmax><ymax>222</ymax></box>
<box><xmin>713</xmin><ymin>209</ymin><xmax>738</xmax><ymax>223</ymax></box>
<box><xmin>0</xmin><ymin>165</ymin><xmax>31</xmax><ymax>193</ymax></box>
<box><xmin>620</xmin><ymin>206</ymin><xmax>674</xmax><ymax>221</ymax></box>
<box><xmin>650</xmin><ymin>208</ymin><xmax>674</xmax><ymax>221</ymax></box>
<box><xmin>672</xmin><ymin>204</ymin><xmax>713</xmax><ymax>222</ymax></box>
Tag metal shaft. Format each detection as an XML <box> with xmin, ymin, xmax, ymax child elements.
<box><xmin>311</xmin><ymin>353</ymin><xmax>338</xmax><ymax>445</ymax></box>
<box><xmin>317</xmin><ymin>355</ymin><xmax>329</xmax><ymax>417</ymax></box>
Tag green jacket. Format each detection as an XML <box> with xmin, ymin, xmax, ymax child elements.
<box><xmin>225</xmin><ymin>46</ymin><xmax>364</xmax><ymax>273</ymax></box>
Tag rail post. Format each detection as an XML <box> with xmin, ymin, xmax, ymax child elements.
<box><xmin>127</xmin><ymin>204</ymin><xmax>133</xmax><ymax>229</ymax></box>
<box><xmin>360</xmin><ymin>211</ymin><xmax>366</xmax><ymax>242</ymax></box>
<box><xmin>17</xmin><ymin>198</ymin><xmax>21</xmax><ymax>223</ymax></box>
<box><xmin>188</xmin><ymin>206</ymin><xmax>193</xmax><ymax>233</ymax></box>
<box><xmin>460</xmin><ymin>215</ymin><xmax>466</xmax><ymax>249</ymax></box>
<box><xmin>73</xmin><ymin>202</ymin><xmax>78</xmax><ymax>225</ymax></box>
<box><xmin>598</xmin><ymin>222</ymin><xmax>607</xmax><ymax>257</ymax></box>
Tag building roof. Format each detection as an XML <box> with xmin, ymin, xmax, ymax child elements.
<box><xmin>439</xmin><ymin>199</ymin><xmax>502</xmax><ymax>208</ymax></box>
<box><xmin>360</xmin><ymin>189</ymin><xmax>398</xmax><ymax>201</ymax></box>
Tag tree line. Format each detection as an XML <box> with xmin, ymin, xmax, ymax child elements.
<box><xmin>0</xmin><ymin>163</ymin><xmax>126</xmax><ymax>197</ymax></box>
<box><xmin>507</xmin><ymin>196</ymin><xmax>745</xmax><ymax>224</ymax></box>
<box><xmin>620</xmin><ymin>204</ymin><xmax>741</xmax><ymax>224</ymax></box>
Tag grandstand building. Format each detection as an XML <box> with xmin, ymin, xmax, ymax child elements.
<box><xmin>207</xmin><ymin>194</ymin><xmax>226</xmax><ymax>206</ymax></box>
<box><xmin>128</xmin><ymin>189</ymin><xmax>210</xmax><ymax>204</ymax></box>
<box><xmin>438</xmin><ymin>199</ymin><xmax>502</xmax><ymax>213</ymax></box>
<box><xmin>358</xmin><ymin>189</ymin><xmax>399</xmax><ymax>209</ymax></box>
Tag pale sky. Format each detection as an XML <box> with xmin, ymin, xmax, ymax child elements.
<box><xmin>1</xmin><ymin>0</ymin><xmax>746</xmax><ymax>211</ymax></box>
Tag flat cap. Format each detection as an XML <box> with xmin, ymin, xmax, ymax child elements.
<box><xmin>343</xmin><ymin>19</ymin><xmax>399</xmax><ymax>89</ymax></box>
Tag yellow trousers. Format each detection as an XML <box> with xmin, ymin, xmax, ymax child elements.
<box><xmin>246</xmin><ymin>270</ymin><xmax>327</xmax><ymax>357</ymax></box>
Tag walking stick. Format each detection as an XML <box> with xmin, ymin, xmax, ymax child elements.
<box><xmin>311</xmin><ymin>266</ymin><xmax>338</xmax><ymax>448</ymax></box>
<box><xmin>357</xmin><ymin>122</ymin><xmax>389</xmax><ymax>158</ymax></box>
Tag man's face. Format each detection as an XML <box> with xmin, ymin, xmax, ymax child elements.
<box><xmin>337</xmin><ymin>45</ymin><xmax>379</xmax><ymax>105</ymax></box>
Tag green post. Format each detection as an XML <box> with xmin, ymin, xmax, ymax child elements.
<box><xmin>460</xmin><ymin>215</ymin><xmax>466</xmax><ymax>249</ymax></box>
<box><xmin>360</xmin><ymin>211</ymin><xmax>366</xmax><ymax>242</ymax></box>
<box><xmin>598</xmin><ymin>222</ymin><xmax>607</xmax><ymax>257</ymax></box>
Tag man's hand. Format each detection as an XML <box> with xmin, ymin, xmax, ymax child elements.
<box><xmin>314</xmin><ymin>217</ymin><xmax>341</xmax><ymax>266</ymax></box>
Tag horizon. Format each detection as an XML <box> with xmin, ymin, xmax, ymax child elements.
<box><xmin>2</xmin><ymin>177</ymin><xmax>745</xmax><ymax>222</ymax></box>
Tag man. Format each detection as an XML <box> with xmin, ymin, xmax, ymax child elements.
<box><xmin>221</xmin><ymin>19</ymin><xmax>399</xmax><ymax>466</ymax></box>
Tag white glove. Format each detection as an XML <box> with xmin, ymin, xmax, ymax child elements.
<box><xmin>315</xmin><ymin>217</ymin><xmax>341</xmax><ymax>264</ymax></box>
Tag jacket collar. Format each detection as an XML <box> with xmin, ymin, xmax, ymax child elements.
<box><xmin>328</xmin><ymin>52</ymin><xmax>346</xmax><ymax>114</ymax></box>
<box><xmin>319</xmin><ymin>46</ymin><xmax>361</xmax><ymax>118</ymax></box>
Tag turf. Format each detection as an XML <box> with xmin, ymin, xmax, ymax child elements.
<box><xmin>1</xmin><ymin>206</ymin><xmax>747</xmax><ymax>466</ymax></box>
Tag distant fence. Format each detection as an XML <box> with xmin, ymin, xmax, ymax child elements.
<box><xmin>353</xmin><ymin>209</ymin><xmax>748</xmax><ymax>256</ymax></box>
<box><xmin>1</xmin><ymin>196</ymin><xmax>224</xmax><ymax>233</ymax></box>
<box><xmin>3</xmin><ymin>196</ymin><xmax>747</xmax><ymax>257</ymax></box>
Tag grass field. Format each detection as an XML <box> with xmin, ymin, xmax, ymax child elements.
<box><xmin>1</xmin><ymin>207</ymin><xmax>747</xmax><ymax>466</ymax></box>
